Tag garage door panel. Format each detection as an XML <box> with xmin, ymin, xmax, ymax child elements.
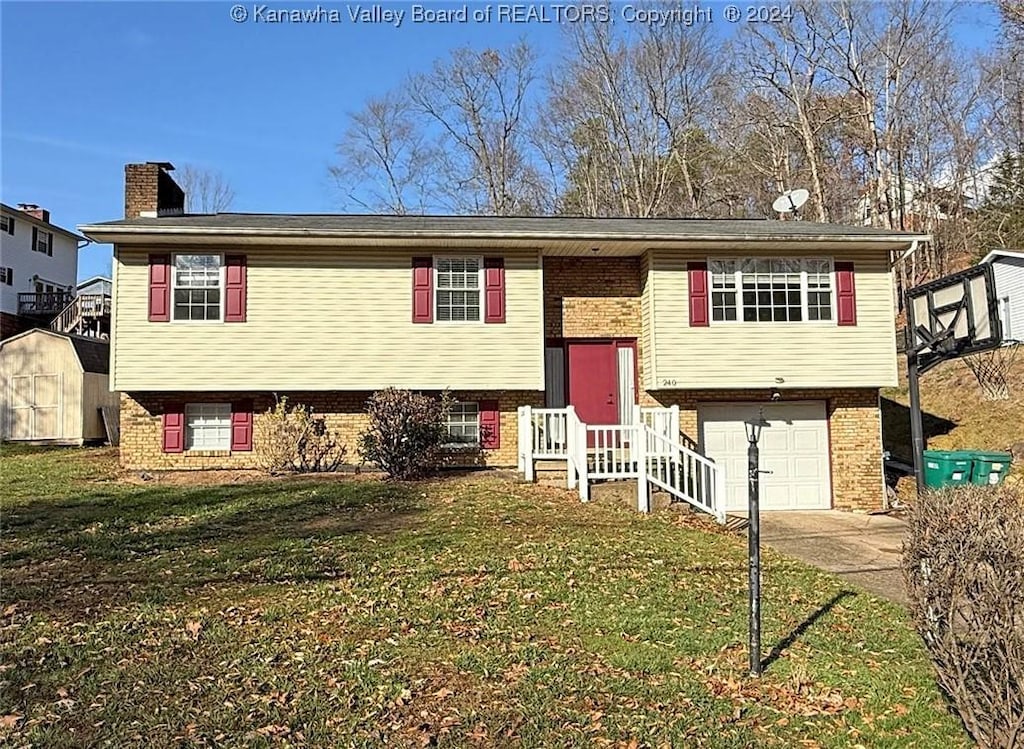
<box><xmin>700</xmin><ymin>401</ymin><xmax>831</xmax><ymax>511</ymax></box>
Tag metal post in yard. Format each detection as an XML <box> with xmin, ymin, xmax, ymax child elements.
<box><xmin>745</xmin><ymin>410</ymin><xmax>770</xmax><ymax>677</ymax></box>
<box><xmin>907</xmin><ymin>352</ymin><xmax>926</xmax><ymax>495</ymax></box>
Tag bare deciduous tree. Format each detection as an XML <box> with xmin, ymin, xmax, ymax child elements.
<box><xmin>331</xmin><ymin>89</ymin><xmax>436</xmax><ymax>214</ymax></box>
<box><xmin>177</xmin><ymin>165</ymin><xmax>235</xmax><ymax>214</ymax></box>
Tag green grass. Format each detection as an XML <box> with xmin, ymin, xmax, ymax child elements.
<box><xmin>1</xmin><ymin>446</ymin><xmax>965</xmax><ymax>747</ymax></box>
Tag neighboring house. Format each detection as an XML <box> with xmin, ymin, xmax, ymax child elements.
<box><xmin>981</xmin><ymin>249</ymin><xmax>1024</xmax><ymax>342</ymax></box>
<box><xmin>77</xmin><ymin>275</ymin><xmax>113</xmax><ymax>297</ymax></box>
<box><xmin>79</xmin><ymin>162</ymin><xmax>929</xmax><ymax>513</ymax></box>
<box><xmin>0</xmin><ymin>203</ymin><xmax>85</xmax><ymax>339</ymax></box>
<box><xmin>0</xmin><ymin>329</ymin><xmax>118</xmax><ymax>444</ymax></box>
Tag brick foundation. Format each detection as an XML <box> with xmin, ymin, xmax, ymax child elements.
<box><xmin>120</xmin><ymin>390</ymin><xmax>544</xmax><ymax>471</ymax></box>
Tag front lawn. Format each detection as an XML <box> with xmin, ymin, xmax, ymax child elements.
<box><xmin>1</xmin><ymin>446</ymin><xmax>965</xmax><ymax>747</ymax></box>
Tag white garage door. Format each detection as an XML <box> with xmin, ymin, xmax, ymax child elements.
<box><xmin>699</xmin><ymin>402</ymin><xmax>832</xmax><ymax>511</ymax></box>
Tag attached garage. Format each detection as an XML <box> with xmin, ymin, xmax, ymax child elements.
<box><xmin>0</xmin><ymin>329</ymin><xmax>118</xmax><ymax>445</ymax></box>
<box><xmin>699</xmin><ymin>401</ymin><xmax>832</xmax><ymax>511</ymax></box>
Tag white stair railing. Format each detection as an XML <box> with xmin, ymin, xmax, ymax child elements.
<box><xmin>517</xmin><ymin>405</ymin><xmax>723</xmax><ymax>523</ymax></box>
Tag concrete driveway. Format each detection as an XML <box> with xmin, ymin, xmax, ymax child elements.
<box><xmin>739</xmin><ymin>511</ymin><xmax>908</xmax><ymax>605</ymax></box>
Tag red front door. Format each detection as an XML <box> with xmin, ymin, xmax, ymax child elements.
<box><xmin>567</xmin><ymin>341</ymin><xmax>619</xmax><ymax>426</ymax></box>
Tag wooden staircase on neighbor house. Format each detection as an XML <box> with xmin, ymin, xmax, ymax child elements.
<box><xmin>517</xmin><ymin>405</ymin><xmax>726</xmax><ymax>523</ymax></box>
<box><xmin>49</xmin><ymin>295</ymin><xmax>111</xmax><ymax>338</ymax></box>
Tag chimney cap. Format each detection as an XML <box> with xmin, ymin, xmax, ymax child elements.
<box><xmin>146</xmin><ymin>161</ymin><xmax>176</xmax><ymax>170</ymax></box>
<box><xmin>17</xmin><ymin>203</ymin><xmax>40</xmax><ymax>211</ymax></box>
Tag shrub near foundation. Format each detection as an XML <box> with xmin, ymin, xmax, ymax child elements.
<box><xmin>903</xmin><ymin>483</ymin><xmax>1024</xmax><ymax>749</ymax></box>
<box><xmin>255</xmin><ymin>397</ymin><xmax>347</xmax><ymax>473</ymax></box>
<box><xmin>359</xmin><ymin>388</ymin><xmax>451</xmax><ymax>479</ymax></box>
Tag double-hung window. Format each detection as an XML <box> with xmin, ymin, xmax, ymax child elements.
<box><xmin>173</xmin><ymin>254</ymin><xmax>223</xmax><ymax>321</ymax></box>
<box><xmin>33</xmin><ymin>230</ymin><xmax>53</xmax><ymax>255</ymax></box>
<box><xmin>445</xmin><ymin>402</ymin><xmax>480</xmax><ymax>446</ymax></box>
<box><xmin>435</xmin><ymin>257</ymin><xmax>481</xmax><ymax>322</ymax></box>
<box><xmin>185</xmin><ymin>403</ymin><xmax>231</xmax><ymax>450</ymax></box>
<box><xmin>709</xmin><ymin>258</ymin><xmax>834</xmax><ymax>323</ymax></box>
<box><xmin>0</xmin><ymin>215</ymin><xmax>13</xmax><ymax>234</ymax></box>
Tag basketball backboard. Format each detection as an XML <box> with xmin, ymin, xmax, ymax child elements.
<box><xmin>906</xmin><ymin>263</ymin><xmax>1002</xmax><ymax>373</ymax></box>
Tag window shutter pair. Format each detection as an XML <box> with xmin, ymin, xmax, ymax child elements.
<box><xmin>162</xmin><ymin>400</ymin><xmax>252</xmax><ymax>453</ymax></box>
<box><xmin>686</xmin><ymin>260</ymin><xmax>857</xmax><ymax>326</ymax></box>
<box><xmin>148</xmin><ymin>254</ymin><xmax>246</xmax><ymax>322</ymax></box>
<box><xmin>412</xmin><ymin>257</ymin><xmax>505</xmax><ymax>323</ymax></box>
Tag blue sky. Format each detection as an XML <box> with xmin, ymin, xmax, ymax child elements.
<box><xmin>1</xmin><ymin>1</ymin><xmax>1002</xmax><ymax>281</ymax></box>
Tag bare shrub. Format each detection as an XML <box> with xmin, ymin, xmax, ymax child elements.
<box><xmin>902</xmin><ymin>483</ymin><xmax>1024</xmax><ymax>748</ymax></box>
<box><xmin>255</xmin><ymin>397</ymin><xmax>347</xmax><ymax>474</ymax></box>
<box><xmin>358</xmin><ymin>389</ymin><xmax>451</xmax><ymax>480</ymax></box>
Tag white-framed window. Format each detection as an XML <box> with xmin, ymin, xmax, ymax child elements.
<box><xmin>185</xmin><ymin>403</ymin><xmax>231</xmax><ymax>450</ymax></box>
<box><xmin>33</xmin><ymin>230</ymin><xmax>53</xmax><ymax>255</ymax></box>
<box><xmin>709</xmin><ymin>258</ymin><xmax>834</xmax><ymax>323</ymax></box>
<box><xmin>445</xmin><ymin>401</ymin><xmax>479</xmax><ymax>446</ymax></box>
<box><xmin>435</xmin><ymin>256</ymin><xmax>482</xmax><ymax>322</ymax></box>
<box><xmin>173</xmin><ymin>254</ymin><xmax>223</xmax><ymax>321</ymax></box>
<box><xmin>0</xmin><ymin>268</ymin><xmax>11</xmax><ymax>286</ymax></box>
<box><xmin>0</xmin><ymin>215</ymin><xmax>13</xmax><ymax>235</ymax></box>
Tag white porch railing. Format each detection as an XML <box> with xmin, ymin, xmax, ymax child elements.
<box><xmin>517</xmin><ymin>405</ymin><xmax>724</xmax><ymax>522</ymax></box>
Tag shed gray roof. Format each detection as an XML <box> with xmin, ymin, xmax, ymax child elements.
<box><xmin>69</xmin><ymin>336</ymin><xmax>110</xmax><ymax>374</ymax></box>
<box><xmin>80</xmin><ymin>213</ymin><xmax>928</xmax><ymax>243</ymax></box>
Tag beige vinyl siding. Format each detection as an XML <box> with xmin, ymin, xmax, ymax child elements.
<box><xmin>640</xmin><ymin>251</ymin><xmax>656</xmax><ymax>390</ymax></box>
<box><xmin>113</xmin><ymin>247</ymin><xmax>544</xmax><ymax>391</ymax></box>
<box><xmin>649</xmin><ymin>248</ymin><xmax>898</xmax><ymax>389</ymax></box>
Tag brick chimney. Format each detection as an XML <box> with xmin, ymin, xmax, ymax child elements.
<box><xmin>124</xmin><ymin>162</ymin><xmax>185</xmax><ymax>218</ymax></box>
<box><xmin>17</xmin><ymin>203</ymin><xmax>50</xmax><ymax>223</ymax></box>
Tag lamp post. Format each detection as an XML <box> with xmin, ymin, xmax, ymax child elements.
<box><xmin>745</xmin><ymin>409</ymin><xmax>770</xmax><ymax>677</ymax></box>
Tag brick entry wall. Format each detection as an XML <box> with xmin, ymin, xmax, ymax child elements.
<box><xmin>544</xmin><ymin>257</ymin><xmax>642</xmax><ymax>340</ymax></box>
<box><xmin>120</xmin><ymin>390</ymin><xmax>543</xmax><ymax>471</ymax></box>
<box><xmin>642</xmin><ymin>388</ymin><xmax>884</xmax><ymax>512</ymax></box>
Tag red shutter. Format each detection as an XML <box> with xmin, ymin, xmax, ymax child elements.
<box><xmin>835</xmin><ymin>262</ymin><xmax>857</xmax><ymax>326</ymax></box>
<box><xmin>224</xmin><ymin>254</ymin><xmax>247</xmax><ymax>323</ymax></box>
<box><xmin>162</xmin><ymin>403</ymin><xmax>184</xmax><ymax>453</ymax></box>
<box><xmin>484</xmin><ymin>257</ymin><xmax>506</xmax><ymax>323</ymax></box>
<box><xmin>479</xmin><ymin>400</ymin><xmax>500</xmax><ymax>449</ymax></box>
<box><xmin>231</xmin><ymin>400</ymin><xmax>253</xmax><ymax>451</ymax></box>
<box><xmin>688</xmin><ymin>261</ymin><xmax>709</xmax><ymax>327</ymax></box>
<box><xmin>412</xmin><ymin>257</ymin><xmax>433</xmax><ymax>323</ymax></box>
<box><xmin>149</xmin><ymin>253</ymin><xmax>171</xmax><ymax>322</ymax></box>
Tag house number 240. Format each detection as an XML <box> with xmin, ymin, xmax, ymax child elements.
<box><xmin>661</xmin><ymin>379</ymin><xmax>678</xmax><ymax>387</ymax></box>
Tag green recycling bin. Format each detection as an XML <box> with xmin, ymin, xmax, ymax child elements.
<box><xmin>970</xmin><ymin>451</ymin><xmax>1013</xmax><ymax>486</ymax></box>
<box><xmin>922</xmin><ymin>450</ymin><xmax>974</xmax><ymax>489</ymax></box>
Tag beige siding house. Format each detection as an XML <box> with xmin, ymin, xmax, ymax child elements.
<box><xmin>79</xmin><ymin>162</ymin><xmax>929</xmax><ymax>514</ymax></box>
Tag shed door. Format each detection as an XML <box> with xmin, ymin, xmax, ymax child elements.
<box><xmin>10</xmin><ymin>376</ymin><xmax>33</xmax><ymax>440</ymax></box>
<box><xmin>7</xmin><ymin>373</ymin><xmax>62</xmax><ymax>440</ymax></box>
<box><xmin>699</xmin><ymin>401</ymin><xmax>832</xmax><ymax>511</ymax></box>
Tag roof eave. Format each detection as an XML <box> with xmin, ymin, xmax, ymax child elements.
<box><xmin>78</xmin><ymin>223</ymin><xmax>932</xmax><ymax>247</ymax></box>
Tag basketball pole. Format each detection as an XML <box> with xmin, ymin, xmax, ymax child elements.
<box><xmin>907</xmin><ymin>351</ymin><xmax>926</xmax><ymax>494</ymax></box>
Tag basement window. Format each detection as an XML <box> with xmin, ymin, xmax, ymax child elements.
<box><xmin>445</xmin><ymin>402</ymin><xmax>479</xmax><ymax>446</ymax></box>
<box><xmin>185</xmin><ymin>403</ymin><xmax>231</xmax><ymax>451</ymax></box>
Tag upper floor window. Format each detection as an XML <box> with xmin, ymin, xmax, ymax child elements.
<box><xmin>445</xmin><ymin>401</ymin><xmax>480</xmax><ymax>446</ymax></box>
<box><xmin>33</xmin><ymin>229</ymin><xmax>53</xmax><ymax>255</ymax></box>
<box><xmin>173</xmin><ymin>254</ymin><xmax>222</xmax><ymax>321</ymax></box>
<box><xmin>0</xmin><ymin>215</ymin><xmax>13</xmax><ymax>235</ymax></box>
<box><xmin>0</xmin><ymin>267</ymin><xmax>11</xmax><ymax>286</ymax></box>
<box><xmin>710</xmin><ymin>258</ymin><xmax>834</xmax><ymax>323</ymax></box>
<box><xmin>436</xmin><ymin>257</ymin><xmax>481</xmax><ymax>322</ymax></box>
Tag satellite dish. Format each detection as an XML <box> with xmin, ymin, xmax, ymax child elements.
<box><xmin>772</xmin><ymin>188</ymin><xmax>810</xmax><ymax>216</ymax></box>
